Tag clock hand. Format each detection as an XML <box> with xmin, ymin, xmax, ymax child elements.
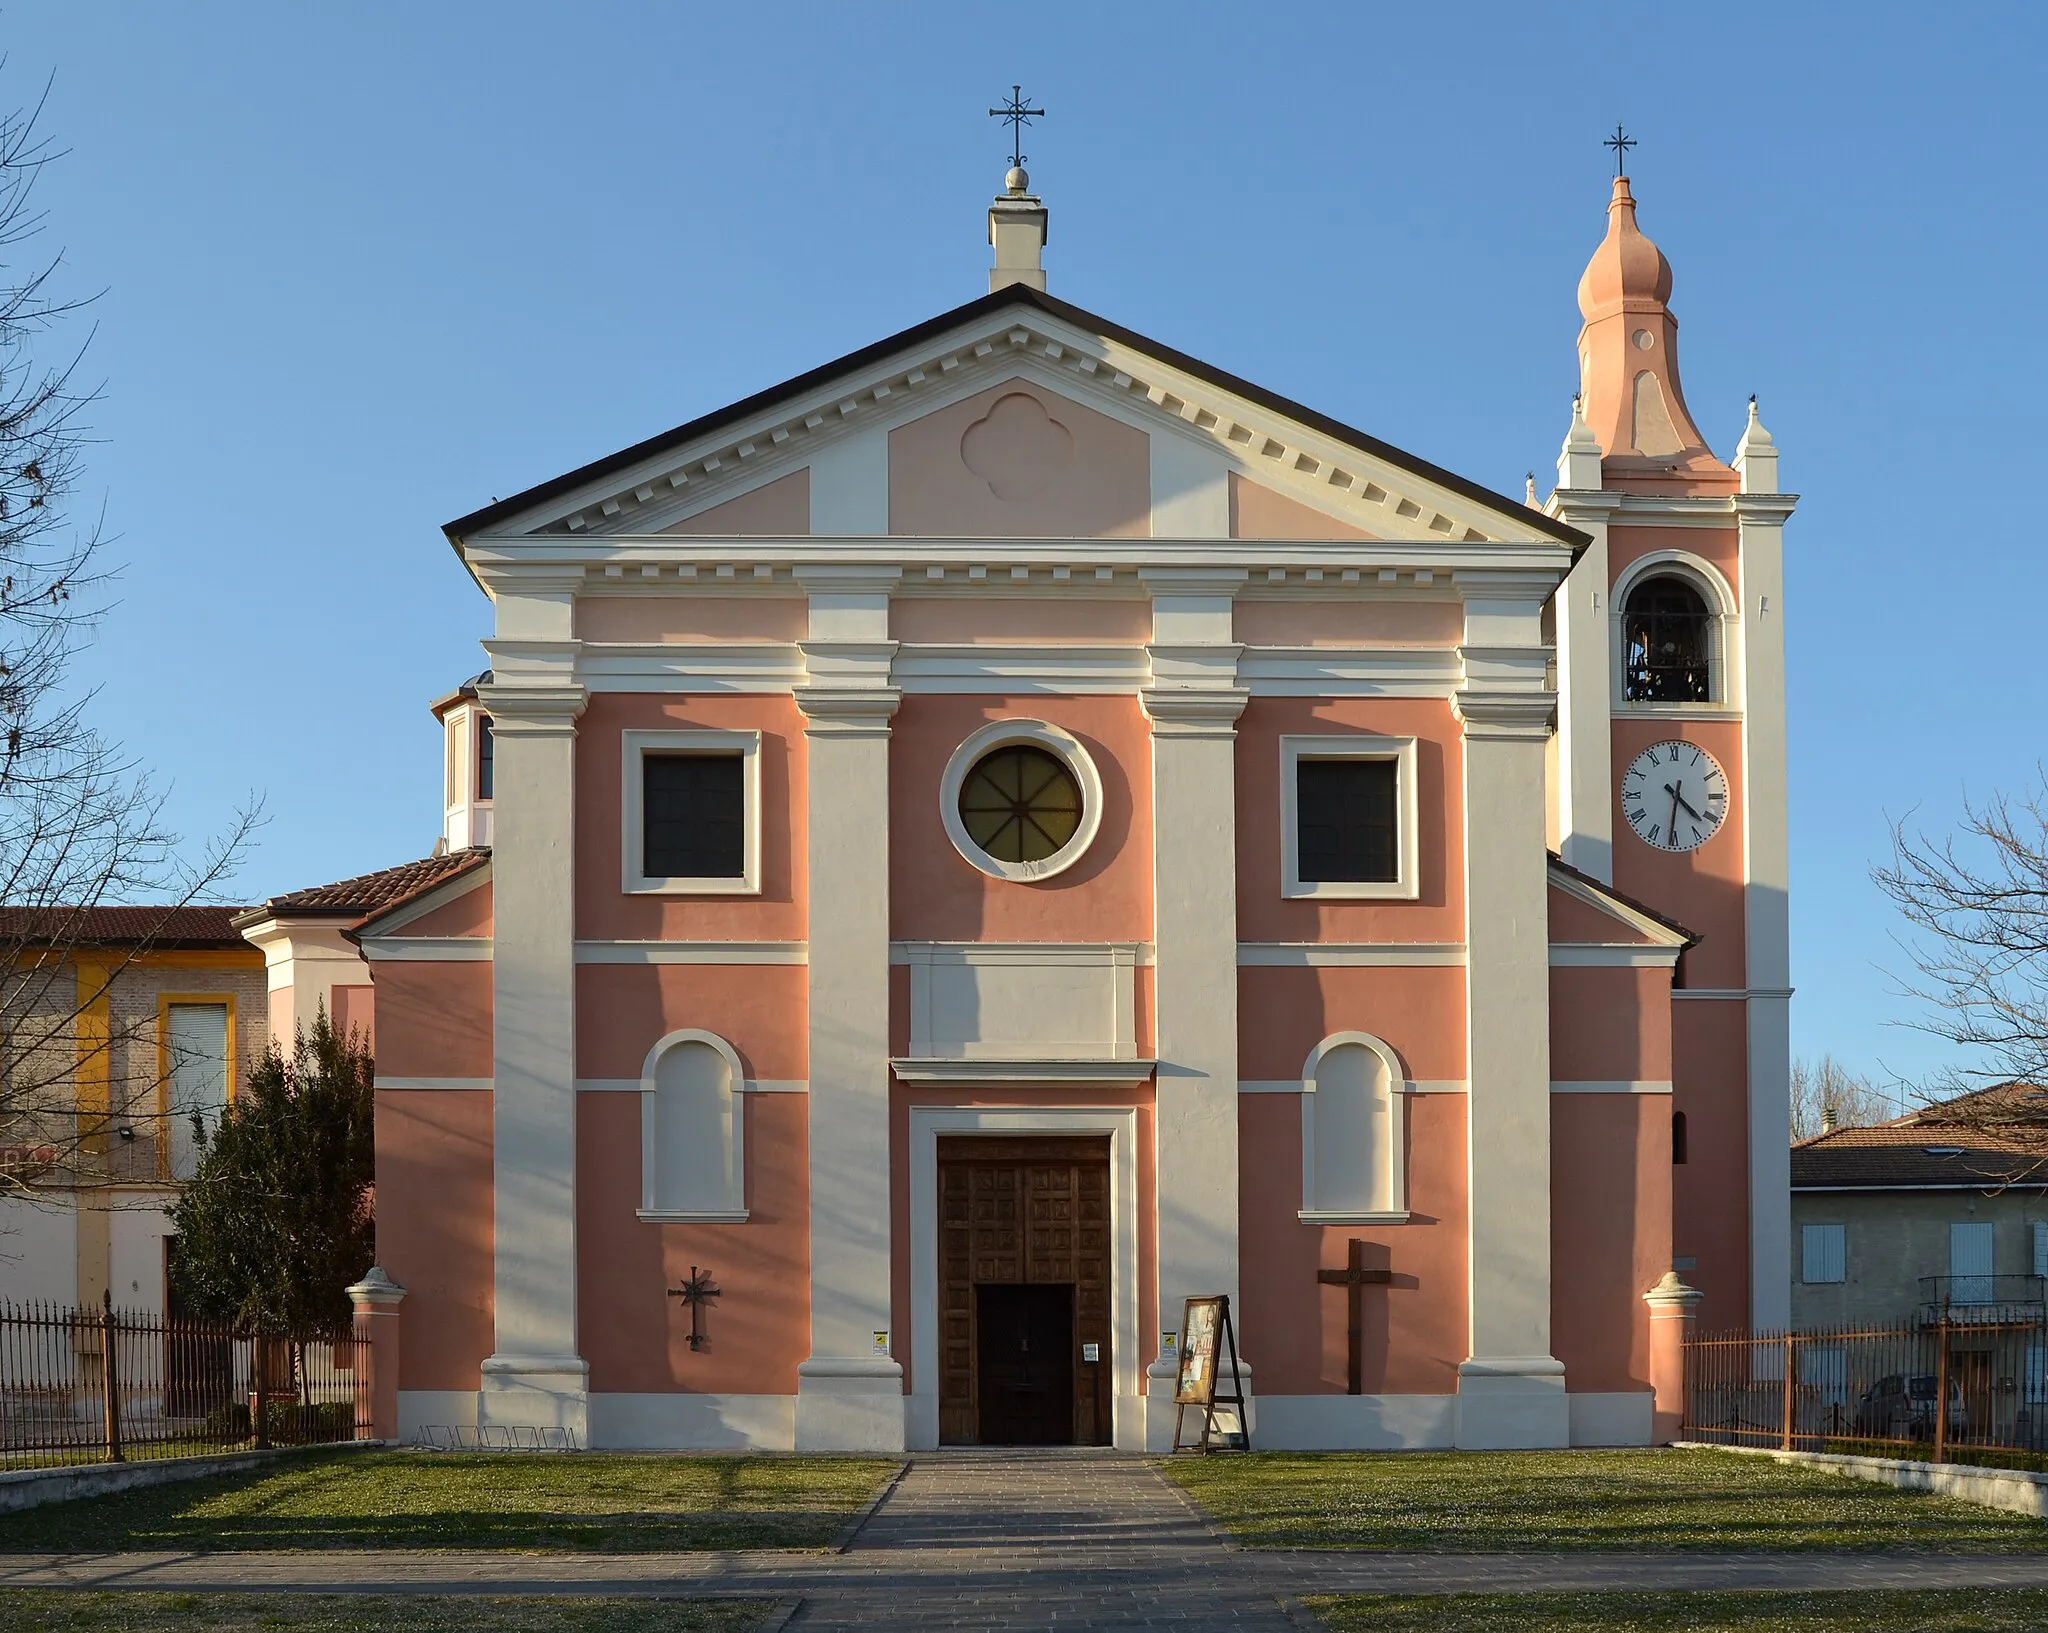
<box><xmin>1668</xmin><ymin>785</ymin><xmax>1681</xmax><ymax>849</ymax></box>
<box><xmin>1664</xmin><ymin>781</ymin><xmax>1706</xmax><ymax>823</ymax></box>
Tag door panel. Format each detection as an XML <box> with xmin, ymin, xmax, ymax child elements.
<box><xmin>976</xmin><ymin>1284</ymin><xmax>1074</xmax><ymax>1445</ymax></box>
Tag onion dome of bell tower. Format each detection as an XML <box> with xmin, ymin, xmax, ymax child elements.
<box><xmin>1571</xmin><ymin>174</ymin><xmax>1735</xmax><ymax>494</ymax></box>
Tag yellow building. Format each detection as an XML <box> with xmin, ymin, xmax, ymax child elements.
<box><xmin>0</xmin><ymin>908</ymin><xmax>266</xmax><ymax>1315</ymax></box>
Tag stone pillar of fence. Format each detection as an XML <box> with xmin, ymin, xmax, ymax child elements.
<box><xmin>1643</xmin><ymin>1269</ymin><xmax>1704</xmax><ymax>1444</ymax></box>
<box><xmin>347</xmin><ymin>1268</ymin><xmax>407</xmax><ymax>1443</ymax></box>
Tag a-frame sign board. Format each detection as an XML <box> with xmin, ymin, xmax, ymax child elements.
<box><xmin>1171</xmin><ymin>1294</ymin><xmax>1251</xmax><ymax>1454</ymax></box>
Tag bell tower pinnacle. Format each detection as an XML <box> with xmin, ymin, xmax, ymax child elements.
<box><xmin>1573</xmin><ymin>171</ymin><xmax>1734</xmax><ymax>493</ymax></box>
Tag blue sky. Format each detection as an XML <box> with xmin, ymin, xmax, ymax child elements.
<box><xmin>3</xmin><ymin>1</ymin><xmax>2043</xmax><ymax>1086</ymax></box>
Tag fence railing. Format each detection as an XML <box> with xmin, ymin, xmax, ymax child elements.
<box><xmin>1685</xmin><ymin>1315</ymin><xmax>2048</xmax><ymax>1463</ymax></box>
<box><xmin>0</xmin><ymin>1292</ymin><xmax>367</xmax><ymax>1469</ymax></box>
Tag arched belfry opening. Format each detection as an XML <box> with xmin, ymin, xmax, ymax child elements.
<box><xmin>1622</xmin><ymin>575</ymin><xmax>1713</xmax><ymax>702</ymax></box>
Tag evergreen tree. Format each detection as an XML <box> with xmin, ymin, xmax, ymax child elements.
<box><xmin>169</xmin><ymin>1007</ymin><xmax>374</xmax><ymax>1337</ymax></box>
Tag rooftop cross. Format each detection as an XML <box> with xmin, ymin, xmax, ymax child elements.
<box><xmin>988</xmin><ymin>84</ymin><xmax>1045</xmax><ymax>171</ymax></box>
<box><xmin>1604</xmin><ymin>123</ymin><xmax>1636</xmax><ymax>177</ymax></box>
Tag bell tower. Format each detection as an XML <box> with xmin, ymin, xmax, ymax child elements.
<box><xmin>1549</xmin><ymin>166</ymin><xmax>1796</xmax><ymax>1333</ymax></box>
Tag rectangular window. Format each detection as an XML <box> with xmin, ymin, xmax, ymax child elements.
<box><xmin>2032</xmin><ymin>1219</ymin><xmax>2047</xmax><ymax>1280</ymax></box>
<box><xmin>1279</xmin><ymin>735</ymin><xmax>1420</xmax><ymax>900</ymax></box>
<box><xmin>166</xmin><ymin>1002</ymin><xmax>229</xmax><ymax>1183</ymax></box>
<box><xmin>1801</xmin><ymin>1222</ymin><xmax>1845</xmax><ymax>1284</ymax></box>
<box><xmin>476</xmin><ymin>716</ymin><xmax>494</xmax><ymax>801</ymax></box>
<box><xmin>1297</xmin><ymin>759</ymin><xmax>1397</xmax><ymax>883</ymax></box>
<box><xmin>644</xmin><ymin>755</ymin><xmax>744</xmax><ymax>880</ymax></box>
<box><xmin>621</xmin><ymin>729</ymin><xmax>762</xmax><ymax>895</ymax></box>
<box><xmin>1951</xmin><ymin>1220</ymin><xmax>1995</xmax><ymax>1304</ymax></box>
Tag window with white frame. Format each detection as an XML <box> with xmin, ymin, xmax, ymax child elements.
<box><xmin>1801</xmin><ymin>1222</ymin><xmax>1846</xmax><ymax>1284</ymax></box>
<box><xmin>165</xmin><ymin>1002</ymin><xmax>230</xmax><ymax>1183</ymax></box>
<box><xmin>621</xmin><ymin>729</ymin><xmax>761</xmax><ymax>895</ymax></box>
<box><xmin>639</xmin><ymin>1030</ymin><xmax>747</xmax><ymax>1222</ymax></box>
<box><xmin>1279</xmin><ymin>736</ymin><xmax>1420</xmax><ymax>900</ymax></box>
<box><xmin>1299</xmin><ymin>1033</ymin><xmax>1406</xmax><ymax>1222</ymax></box>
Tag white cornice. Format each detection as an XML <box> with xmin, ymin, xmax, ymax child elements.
<box><xmin>482</xmin><ymin>307</ymin><xmax>1566</xmax><ymax>550</ymax></box>
<box><xmin>889</xmin><ymin>1057</ymin><xmax>1157</xmax><ymax>1085</ymax></box>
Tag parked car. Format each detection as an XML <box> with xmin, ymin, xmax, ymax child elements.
<box><xmin>1852</xmin><ymin>1374</ymin><xmax>1969</xmax><ymax>1440</ymax></box>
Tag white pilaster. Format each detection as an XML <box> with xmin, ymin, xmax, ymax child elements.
<box><xmin>1549</xmin><ymin>488</ymin><xmax>1621</xmax><ymax>883</ymax></box>
<box><xmin>474</xmin><ymin>573</ymin><xmax>587</xmax><ymax>1443</ymax></box>
<box><xmin>1140</xmin><ymin>569</ymin><xmax>1250</xmax><ymax>1450</ymax></box>
<box><xmin>1454</xmin><ymin>581</ymin><xmax>1568</xmax><ymax>1449</ymax></box>
<box><xmin>1733</xmin><ymin>413</ymin><xmax>1797</xmax><ymax>1332</ymax></box>
<box><xmin>793</xmin><ymin>566</ymin><xmax>905</xmax><ymax>1452</ymax></box>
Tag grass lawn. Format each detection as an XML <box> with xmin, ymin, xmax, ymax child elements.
<box><xmin>0</xmin><ymin>1592</ymin><xmax>773</xmax><ymax>1631</ymax></box>
<box><xmin>0</xmin><ymin>1450</ymin><xmax>898</xmax><ymax>1552</ymax></box>
<box><xmin>1308</xmin><ymin>1591</ymin><xmax>2048</xmax><ymax>1631</ymax></box>
<box><xmin>1165</xmin><ymin>1448</ymin><xmax>2048</xmax><ymax>1551</ymax></box>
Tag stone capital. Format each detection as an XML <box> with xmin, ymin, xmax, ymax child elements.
<box><xmin>796</xmin><ymin>685</ymin><xmax>902</xmax><ymax>737</ymax></box>
<box><xmin>1643</xmin><ymin>1269</ymin><xmax>1706</xmax><ymax>1319</ymax></box>
<box><xmin>1141</xmin><ymin>687</ymin><xmax>1249</xmax><ymax>738</ymax></box>
<box><xmin>474</xmin><ymin>681</ymin><xmax>587</xmax><ymax>734</ymax></box>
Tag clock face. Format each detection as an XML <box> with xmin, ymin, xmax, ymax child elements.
<box><xmin>1620</xmin><ymin>740</ymin><xmax>1728</xmax><ymax>852</ymax></box>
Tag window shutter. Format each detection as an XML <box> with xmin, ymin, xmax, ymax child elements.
<box><xmin>1951</xmin><ymin>1220</ymin><xmax>1995</xmax><ymax>1304</ymax></box>
<box><xmin>2032</xmin><ymin>1220</ymin><xmax>2048</xmax><ymax>1281</ymax></box>
<box><xmin>1801</xmin><ymin>1223</ymin><xmax>1845</xmax><ymax>1284</ymax></box>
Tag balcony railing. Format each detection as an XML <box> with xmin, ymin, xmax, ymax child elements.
<box><xmin>1917</xmin><ymin>1274</ymin><xmax>2047</xmax><ymax>1327</ymax></box>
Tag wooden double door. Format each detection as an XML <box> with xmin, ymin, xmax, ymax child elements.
<box><xmin>937</xmin><ymin>1135</ymin><xmax>1112</xmax><ymax>1445</ymax></box>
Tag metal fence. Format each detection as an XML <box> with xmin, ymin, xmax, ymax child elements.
<box><xmin>0</xmin><ymin>1293</ymin><xmax>367</xmax><ymax>1469</ymax></box>
<box><xmin>1685</xmin><ymin>1312</ymin><xmax>2048</xmax><ymax>1462</ymax></box>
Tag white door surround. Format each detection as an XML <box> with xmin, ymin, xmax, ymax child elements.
<box><xmin>906</xmin><ymin>1106</ymin><xmax>1143</xmax><ymax>1452</ymax></box>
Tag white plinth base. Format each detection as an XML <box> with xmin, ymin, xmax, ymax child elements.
<box><xmin>795</xmin><ymin>1356</ymin><xmax>906</xmax><ymax>1452</ymax></box>
<box><xmin>1144</xmin><ymin>1356</ymin><xmax>1254</xmax><ymax>1451</ymax></box>
<box><xmin>1454</xmin><ymin>1355</ymin><xmax>1569</xmax><ymax>1449</ymax></box>
<box><xmin>479</xmin><ymin>1354</ymin><xmax>590</xmax><ymax>1448</ymax></box>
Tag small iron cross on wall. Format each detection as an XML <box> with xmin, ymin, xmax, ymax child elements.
<box><xmin>1318</xmin><ymin>1239</ymin><xmax>1393</xmax><ymax>1396</ymax></box>
<box><xmin>669</xmin><ymin>1265</ymin><xmax>722</xmax><ymax>1352</ymax></box>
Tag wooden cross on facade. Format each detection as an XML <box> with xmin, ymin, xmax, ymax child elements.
<box><xmin>1317</xmin><ymin>1238</ymin><xmax>1392</xmax><ymax>1396</ymax></box>
<box><xmin>669</xmin><ymin>1265</ymin><xmax>722</xmax><ymax>1353</ymax></box>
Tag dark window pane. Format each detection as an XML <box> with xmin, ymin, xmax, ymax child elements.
<box><xmin>644</xmin><ymin>754</ymin><xmax>744</xmax><ymax>880</ymax></box>
<box><xmin>476</xmin><ymin>717</ymin><xmax>495</xmax><ymax>800</ymax></box>
<box><xmin>958</xmin><ymin>745</ymin><xmax>1082</xmax><ymax>865</ymax></box>
<box><xmin>1622</xmin><ymin>576</ymin><xmax>1712</xmax><ymax>702</ymax></box>
<box><xmin>1297</xmin><ymin>758</ymin><xmax>1397</xmax><ymax>883</ymax></box>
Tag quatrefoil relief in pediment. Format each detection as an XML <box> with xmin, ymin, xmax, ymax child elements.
<box><xmin>959</xmin><ymin>391</ymin><xmax>1075</xmax><ymax>501</ymax></box>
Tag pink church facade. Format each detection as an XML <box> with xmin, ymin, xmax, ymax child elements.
<box><xmin>251</xmin><ymin>168</ymin><xmax>1793</xmax><ymax>1452</ymax></box>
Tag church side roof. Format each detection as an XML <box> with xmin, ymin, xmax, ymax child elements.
<box><xmin>444</xmin><ymin>285</ymin><xmax>1587</xmax><ymax>552</ymax></box>
<box><xmin>233</xmin><ymin>849</ymin><xmax>489</xmax><ymax>928</ymax></box>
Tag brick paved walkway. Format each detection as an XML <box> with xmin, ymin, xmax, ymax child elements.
<box><xmin>9</xmin><ymin>1449</ymin><xmax>2048</xmax><ymax>1629</ymax></box>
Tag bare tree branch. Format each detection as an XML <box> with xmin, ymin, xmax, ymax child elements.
<box><xmin>0</xmin><ymin>66</ymin><xmax>261</xmax><ymax>1219</ymax></box>
<box><xmin>1873</xmin><ymin>775</ymin><xmax>2048</xmax><ymax>1152</ymax></box>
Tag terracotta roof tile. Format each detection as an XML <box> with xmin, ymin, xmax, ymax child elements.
<box><xmin>237</xmin><ymin>850</ymin><xmax>488</xmax><ymax>927</ymax></box>
<box><xmin>1792</xmin><ymin>1115</ymin><xmax>2048</xmax><ymax>1191</ymax></box>
<box><xmin>0</xmin><ymin>905</ymin><xmax>253</xmax><ymax>949</ymax></box>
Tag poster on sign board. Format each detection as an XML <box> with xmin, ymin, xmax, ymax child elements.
<box><xmin>1175</xmin><ymin>1296</ymin><xmax>1223</xmax><ymax>1405</ymax></box>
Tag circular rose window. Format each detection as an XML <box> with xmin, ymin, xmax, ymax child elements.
<box><xmin>939</xmin><ymin>721</ymin><xmax>1104</xmax><ymax>883</ymax></box>
<box><xmin>959</xmin><ymin>745</ymin><xmax>1082</xmax><ymax>864</ymax></box>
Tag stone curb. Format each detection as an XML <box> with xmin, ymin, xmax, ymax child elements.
<box><xmin>1145</xmin><ymin>1456</ymin><xmax>1243</xmax><ymax>1551</ymax></box>
<box><xmin>829</xmin><ymin>1459</ymin><xmax>910</xmax><ymax>1553</ymax></box>
<box><xmin>0</xmin><ymin>1440</ymin><xmax>394</xmax><ymax>1514</ymax></box>
<box><xmin>756</xmin><ymin>1597</ymin><xmax>803</xmax><ymax>1631</ymax></box>
<box><xmin>1680</xmin><ymin>1440</ymin><xmax>2048</xmax><ymax>1522</ymax></box>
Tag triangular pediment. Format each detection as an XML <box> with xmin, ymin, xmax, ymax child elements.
<box><xmin>446</xmin><ymin>288</ymin><xmax>1582</xmax><ymax>552</ymax></box>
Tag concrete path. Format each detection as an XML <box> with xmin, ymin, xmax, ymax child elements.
<box><xmin>8</xmin><ymin>1449</ymin><xmax>2048</xmax><ymax>1629</ymax></box>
